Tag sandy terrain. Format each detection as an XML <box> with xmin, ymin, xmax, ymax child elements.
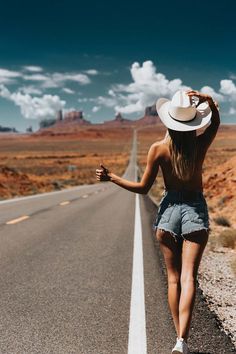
<box><xmin>0</xmin><ymin>127</ymin><xmax>132</xmax><ymax>199</ymax></box>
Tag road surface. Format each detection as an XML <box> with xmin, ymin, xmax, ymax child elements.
<box><xmin>0</xmin><ymin>130</ymin><xmax>235</xmax><ymax>353</ymax></box>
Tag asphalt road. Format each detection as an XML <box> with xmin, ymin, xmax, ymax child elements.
<box><xmin>0</xmin><ymin>130</ymin><xmax>235</xmax><ymax>354</ymax></box>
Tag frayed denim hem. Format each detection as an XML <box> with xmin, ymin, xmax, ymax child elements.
<box><xmin>153</xmin><ymin>225</ymin><xmax>210</xmax><ymax>243</ymax></box>
<box><xmin>153</xmin><ymin>225</ymin><xmax>179</xmax><ymax>243</ymax></box>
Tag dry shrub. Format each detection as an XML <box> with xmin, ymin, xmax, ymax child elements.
<box><xmin>208</xmin><ymin>205</ymin><xmax>214</xmax><ymax>212</ymax></box>
<box><xmin>213</xmin><ymin>216</ymin><xmax>231</xmax><ymax>227</ymax></box>
<box><xmin>218</xmin><ymin>229</ymin><xmax>236</xmax><ymax>249</ymax></box>
<box><xmin>208</xmin><ymin>235</ymin><xmax>220</xmax><ymax>252</ymax></box>
<box><xmin>217</xmin><ymin>196</ymin><xmax>231</xmax><ymax>207</ymax></box>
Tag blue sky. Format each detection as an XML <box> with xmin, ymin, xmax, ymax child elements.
<box><xmin>0</xmin><ymin>0</ymin><xmax>236</xmax><ymax>131</ymax></box>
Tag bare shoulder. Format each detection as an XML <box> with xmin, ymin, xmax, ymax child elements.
<box><xmin>150</xmin><ymin>139</ymin><xmax>165</xmax><ymax>150</ymax></box>
<box><xmin>148</xmin><ymin>139</ymin><xmax>167</xmax><ymax>159</ymax></box>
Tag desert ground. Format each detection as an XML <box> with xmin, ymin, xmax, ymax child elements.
<box><xmin>0</xmin><ymin>127</ymin><xmax>132</xmax><ymax>199</ymax></box>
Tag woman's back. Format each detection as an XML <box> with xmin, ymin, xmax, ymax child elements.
<box><xmin>156</xmin><ymin>135</ymin><xmax>207</xmax><ymax>192</ymax></box>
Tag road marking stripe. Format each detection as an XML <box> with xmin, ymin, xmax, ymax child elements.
<box><xmin>59</xmin><ymin>201</ymin><xmax>70</xmax><ymax>206</ymax></box>
<box><xmin>82</xmin><ymin>194</ymin><xmax>88</xmax><ymax>198</ymax></box>
<box><xmin>6</xmin><ymin>215</ymin><xmax>29</xmax><ymax>225</ymax></box>
<box><xmin>0</xmin><ymin>184</ymin><xmax>101</xmax><ymax>205</ymax></box>
<box><xmin>128</xmin><ymin>193</ymin><xmax>147</xmax><ymax>354</ymax></box>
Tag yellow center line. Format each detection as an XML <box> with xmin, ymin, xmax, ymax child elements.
<box><xmin>59</xmin><ymin>201</ymin><xmax>70</xmax><ymax>206</ymax></box>
<box><xmin>6</xmin><ymin>215</ymin><xmax>30</xmax><ymax>225</ymax></box>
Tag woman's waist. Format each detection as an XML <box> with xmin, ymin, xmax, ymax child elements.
<box><xmin>161</xmin><ymin>188</ymin><xmax>205</xmax><ymax>202</ymax></box>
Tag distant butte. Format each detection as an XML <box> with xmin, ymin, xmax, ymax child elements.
<box><xmin>134</xmin><ymin>103</ymin><xmax>160</xmax><ymax>126</ymax></box>
<box><xmin>36</xmin><ymin>103</ymin><xmax>161</xmax><ymax>134</ymax></box>
<box><xmin>103</xmin><ymin>112</ymin><xmax>134</xmax><ymax>126</ymax></box>
<box><xmin>102</xmin><ymin>105</ymin><xmax>160</xmax><ymax>126</ymax></box>
<box><xmin>56</xmin><ymin>110</ymin><xmax>91</xmax><ymax>126</ymax></box>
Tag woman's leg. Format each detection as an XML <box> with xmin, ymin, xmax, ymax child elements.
<box><xmin>156</xmin><ymin>230</ymin><xmax>182</xmax><ymax>336</ymax></box>
<box><xmin>179</xmin><ymin>230</ymin><xmax>209</xmax><ymax>342</ymax></box>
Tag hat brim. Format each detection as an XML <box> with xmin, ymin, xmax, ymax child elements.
<box><xmin>156</xmin><ymin>98</ymin><xmax>212</xmax><ymax>132</ymax></box>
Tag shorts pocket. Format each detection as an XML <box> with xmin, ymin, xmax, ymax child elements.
<box><xmin>157</xmin><ymin>200</ymin><xmax>174</xmax><ymax>224</ymax></box>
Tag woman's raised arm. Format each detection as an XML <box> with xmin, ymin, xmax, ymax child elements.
<box><xmin>186</xmin><ymin>90</ymin><xmax>220</xmax><ymax>149</ymax></box>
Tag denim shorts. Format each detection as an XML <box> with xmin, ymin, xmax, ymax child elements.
<box><xmin>152</xmin><ymin>189</ymin><xmax>210</xmax><ymax>242</ymax></box>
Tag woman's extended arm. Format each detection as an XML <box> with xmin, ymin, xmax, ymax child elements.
<box><xmin>96</xmin><ymin>143</ymin><xmax>160</xmax><ymax>194</ymax></box>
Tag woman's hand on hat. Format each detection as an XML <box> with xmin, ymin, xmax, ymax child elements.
<box><xmin>186</xmin><ymin>90</ymin><xmax>219</xmax><ymax>110</ymax></box>
<box><xmin>96</xmin><ymin>163</ymin><xmax>111</xmax><ymax>182</ymax></box>
<box><xmin>186</xmin><ymin>90</ymin><xmax>212</xmax><ymax>104</ymax></box>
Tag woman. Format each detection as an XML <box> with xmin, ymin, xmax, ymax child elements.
<box><xmin>96</xmin><ymin>89</ymin><xmax>220</xmax><ymax>354</ymax></box>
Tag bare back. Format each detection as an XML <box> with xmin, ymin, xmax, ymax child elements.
<box><xmin>154</xmin><ymin>137</ymin><xmax>208</xmax><ymax>192</ymax></box>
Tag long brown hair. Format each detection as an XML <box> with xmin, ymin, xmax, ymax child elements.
<box><xmin>165</xmin><ymin>128</ymin><xmax>197</xmax><ymax>181</ymax></box>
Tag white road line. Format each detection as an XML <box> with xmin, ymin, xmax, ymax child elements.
<box><xmin>82</xmin><ymin>194</ymin><xmax>88</xmax><ymax>198</ymax></box>
<box><xmin>128</xmin><ymin>144</ymin><xmax>147</xmax><ymax>354</ymax></box>
<box><xmin>0</xmin><ymin>184</ymin><xmax>100</xmax><ymax>205</ymax></box>
<box><xmin>6</xmin><ymin>215</ymin><xmax>30</xmax><ymax>225</ymax></box>
<box><xmin>59</xmin><ymin>201</ymin><xmax>70</xmax><ymax>206</ymax></box>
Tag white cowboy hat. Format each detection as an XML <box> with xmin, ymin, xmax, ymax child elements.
<box><xmin>156</xmin><ymin>90</ymin><xmax>212</xmax><ymax>131</ymax></box>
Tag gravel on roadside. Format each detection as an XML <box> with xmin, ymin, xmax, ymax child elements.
<box><xmin>198</xmin><ymin>243</ymin><xmax>236</xmax><ymax>348</ymax></box>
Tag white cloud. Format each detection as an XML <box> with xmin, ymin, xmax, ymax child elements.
<box><xmin>0</xmin><ymin>77</ymin><xmax>15</xmax><ymax>84</ymax></box>
<box><xmin>51</xmin><ymin>73</ymin><xmax>91</xmax><ymax>85</ymax></box>
<box><xmin>229</xmin><ymin>107</ymin><xmax>236</xmax><ymax>115</ymax></box>
<box><xmin>220</xmin><ymin>79</ymin><xmax>236</xmax><ymax>97</ymax></box>
<box><xmin>0</xmin><ymin>68</ymin><xmax>22</xmax><ymax>78</ymax></box>
<box><xmin>0</xmin><ymin>66</ymin><xmax>94</xmax><ymax>97</ymax></box>
<box><xmin>91</xmin><ymin>60</ymin><xmax>236</xmax><ymax>116</ymax></box>
<box><xmin>93</xmin><ymin>95</ymin><xmax>118</xmax><ymax>108</ymax></box>
<box><xmin>23</xmin><ymin>72</ymin><xmax>91</xmax><ymax>88</ymax></box>
<box><xmin>200</xmin><ymin>85</ymin><xmax>224</xmax><ymax>102</ymax></box>
<box><xmin>92</xmin><ymin>106</ymin><xmax>101</xmax><ymax>113</ymax></box>
<box><xmin>95</xmin><ymin>61</ymin><xmax>190</xmax><ymax>114</ymax></box>
<box><xmin>23</xmin><ymin>74</ymin><xmax>49</xmax><ymax>82</ymax></box>
<box><xmin>83</xmin><ymin>69</ymin><xmax>98</xmax><ymax>75</ymax></box>
<box><xmin>219</xmin><ymin>79</ymin><xmax>236</xmax><ymax>115</ymax></box>
<box><xmin>0</xmin><ymin>84</ymin><xmax>65</xmax><ymax>120</ymax></box>
<box><xmin>23</xmin><ymin>66</ymin><xmax>43</xmax><ymax>72</ymax></box>
<box><xmin>0</xmin><ymin>68</ymin><xmax>22</xmax><ymax>84</ymax></box>
<box><xmin>62</xmin><ymin>87</ymin><xmax>75</xmax><ymax>94</ymax></box>
<box><xmin>1</xmin><ymin>62</ymin><xmax>236</xmax><ymax>119</ymax></box>
<box><xmin>201</xmin><ymin>80</ymin><xmax>236</xmax><ymax>116</ymax></box>
<box><xmin>108</xmin><ymin>89</ymin><xmax>116</xmax><ymax>97</ymax></box>
<box><xmin>0</xmin><ymin>85</ymin><xmax>10</xmax><ymax>98</ymax></box>
<box><xmin>19</xmin><ymin>85</ymin><xmax>43</xmax><ymax>95</ymax></box>
<box><xmin>78</xmin><ymin>97</ymin><xmax>89</xmax><ymax>103</ymax></box>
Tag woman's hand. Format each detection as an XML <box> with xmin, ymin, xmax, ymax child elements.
<box><xmin>186</xmin><ymin>90</ymin><xmax>219</xmax><ymax>110</ymax></box>
<box><xmin>96</xmin><ymin>164</ymin><xmax>111</xmax><ymax>182</ymax></box>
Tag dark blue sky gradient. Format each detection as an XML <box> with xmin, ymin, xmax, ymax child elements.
<box><xmin>0</xmin><ymin>0</ymin><xmax>235</xmax><ymax>130</ymax></box>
